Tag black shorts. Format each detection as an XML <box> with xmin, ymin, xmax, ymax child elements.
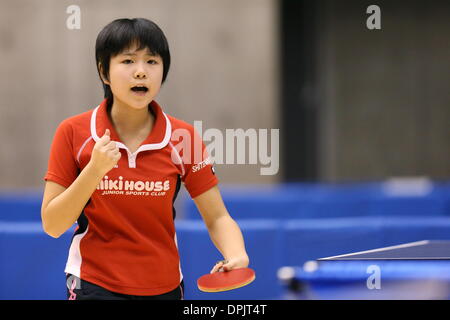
<box><xmin>66</xmin><ymin>274</ymin><xmax>184</xmax><ymax>300</ymax></box>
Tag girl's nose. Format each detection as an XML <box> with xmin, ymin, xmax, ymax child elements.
<box><xmin>134</xmin><ymin>71</ymin><xmax>147</xmax><ymax>79</ymax></box>
<box><xmin>134</xmin><ymin>63</ymin><xmax>147</xmax><ymax>79</ymax></box>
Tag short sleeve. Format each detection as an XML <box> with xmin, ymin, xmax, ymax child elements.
<box><xmin>177</xmin><ymin>126</ymin><xmax>219</xmax><ymax>199</ymax></box>
<box><xmin>43</xmin><ymin>120</ymin><xmax>79</xmax><ymax>188</ymax></box>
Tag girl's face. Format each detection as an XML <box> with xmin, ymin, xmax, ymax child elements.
<box><xmin>103</xmin><ymin>44</ymin><xmax>164</xmax><ymax>110</ymax></box>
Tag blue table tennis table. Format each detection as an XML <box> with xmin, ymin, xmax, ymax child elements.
<box><xmin>279</xmin><ymin>240</ymin><xmax>450</xmax><ymax>300</ymax></box>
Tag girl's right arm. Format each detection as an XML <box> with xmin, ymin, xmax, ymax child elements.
<box><xmin>41</xmin><ymin>129</ymin><xmax>120</xmax><ymax>238</ymax></box>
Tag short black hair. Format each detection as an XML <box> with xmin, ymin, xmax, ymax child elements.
<box><xmin>95</xmin><ymin>18</ymin><xmax>171</xmax><ymax>101</ymax></box>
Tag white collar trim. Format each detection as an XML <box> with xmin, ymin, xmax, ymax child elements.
<box><xmin>90</xmin><ymin>104</ymin><xmax>172</xmax><ymax>156</ymax></box>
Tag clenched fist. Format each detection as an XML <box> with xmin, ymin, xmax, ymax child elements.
<box><xmin>89</xmin><ymin>129</ymin><xmax>121</xmax><ymax>176</ymax></box>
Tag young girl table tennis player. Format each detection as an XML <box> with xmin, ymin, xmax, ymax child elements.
<box><xmin>41</xmin><ymin>18</ymin><xmax>249</xmax><ymax>300</ymax></box>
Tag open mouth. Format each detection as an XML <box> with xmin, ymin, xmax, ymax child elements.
<box><xmin>131</xmin><ymin>85</ymin><xmax>149</xmax><ymax>94</ymax></box>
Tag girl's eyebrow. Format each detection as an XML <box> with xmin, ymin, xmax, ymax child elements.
<box><xmin>121</xmin><ymin>51</ymin><xmax>156</xmax><ymax>57</ymax></box>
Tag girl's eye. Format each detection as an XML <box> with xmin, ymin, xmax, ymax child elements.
<box><xmin>122</xmin><ymin>60</ymin><xmax>157</xmax><ymax>64</ymax></box>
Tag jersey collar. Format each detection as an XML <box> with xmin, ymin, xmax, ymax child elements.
<box><xmin>90</xmin><ymin>98</ymin><xmax>172</xmax><ymax>154</ymax></box>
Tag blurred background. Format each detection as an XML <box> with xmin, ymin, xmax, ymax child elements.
<box><xmin>0</xmin><ymin>0</ymin><xmax>449</xmax><ymax>300</ymax></box>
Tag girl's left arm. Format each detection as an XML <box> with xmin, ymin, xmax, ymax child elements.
<box><xmin>193</xmin><ymin>185</ymin><xmax>250</xmax><ymax>273</ymax></box>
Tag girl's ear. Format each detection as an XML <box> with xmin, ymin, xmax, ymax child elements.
<box><xmin>98</xmin><ymin>63</ymin><xmax>110</xmax><ymax>85</ymax></box>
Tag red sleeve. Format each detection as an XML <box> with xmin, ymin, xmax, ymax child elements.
<box><xmin>176</xmin><ymin>125</ymin><xmax>218</xmax><ymax>199</ymax></box>
<box><xmin>43</xmin><ymin>119</ymin><xmax>79</xmax><ymax>188</ymax></box>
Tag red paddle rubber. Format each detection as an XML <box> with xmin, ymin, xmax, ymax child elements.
<box><xmin>197</xmin><ymin>267</ymin><xmax>256</xmax><ymax>292</ymax></box>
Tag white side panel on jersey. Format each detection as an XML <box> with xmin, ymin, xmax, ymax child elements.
<box><xmin>64</xmin><ymin>226</ymin><xmax>89</xmax><ymax>278</ymax></box>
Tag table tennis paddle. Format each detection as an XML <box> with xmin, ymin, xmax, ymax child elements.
<box><xmin>197</xmin><ymin>267</ymin><xmax>256</xmax><ymax>292</ymax></box>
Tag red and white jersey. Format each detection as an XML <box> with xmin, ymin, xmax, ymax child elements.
<box><xmin>44</xmin><ymin>98</ymin><xmax>218</xmax><ymax>295</ymax></box>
